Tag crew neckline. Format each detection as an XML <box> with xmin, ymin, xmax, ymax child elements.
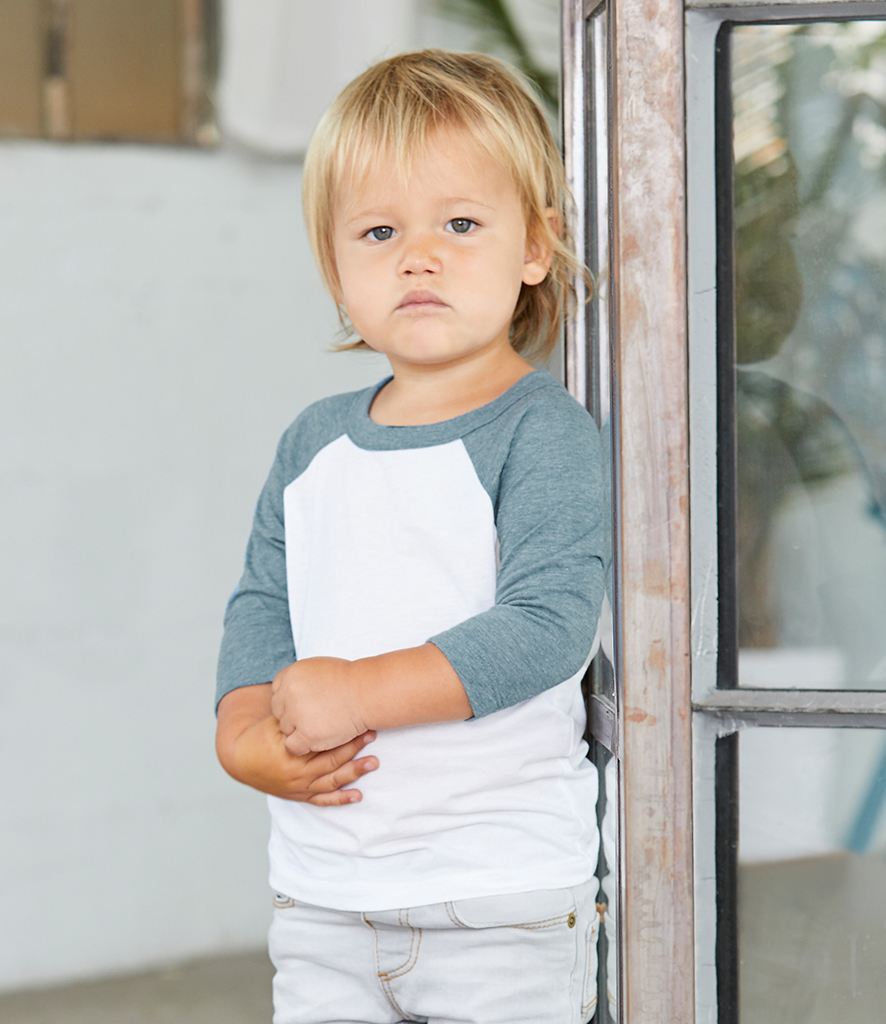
<box><xmin>346</xmin><ymin>369</ymin><xmax>561</xmax><ymax>450</ymax></box>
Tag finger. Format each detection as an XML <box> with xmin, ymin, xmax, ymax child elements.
<box><xmin>308</xmin><ymin>787</ymin><xmax>363</xmax><ymax>807</ymax></box>
<box><xmin>269</xmin><ymin>690</ymin><xmax>283</xmax><ymax>720</ymax></box>
<box><xmin>270</xmin><ymin>698</ymin><xmax>295</xmax><ymax>734</ymax></box>
<box><xmin>309</xmin><ymin>732</ymin><xmax>377</xmax><ymax>772</ymax></box>
<box><xmin>276</xmin><ymin>713</ymin><xmax>296</xmax><ymax>737</ymax></box>
<box><xmin>283</xmin><ymin>731</ymin><xmax>313</xmax><ymax>757</ymax></box>
<box><xmin>317</xmin><ymin>755</ymin><xmax>378</xmax><ymax>794</ymax></box>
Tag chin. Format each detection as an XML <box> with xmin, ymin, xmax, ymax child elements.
<box><xmin>390</xmin><ymin>338</ymin><xmax>467</xmax><ymax>364</ymax></box>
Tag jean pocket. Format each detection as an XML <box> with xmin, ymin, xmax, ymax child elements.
<box><xmin>447</xmin><ymin>888</ymin><xmax>577</xmax><ymax>930</ymax></box>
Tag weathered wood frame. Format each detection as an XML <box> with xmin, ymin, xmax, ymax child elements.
<box><xmin>563</xmin><ymin>0</ymin><xmax>695</xmax><ymax>1019</ymax></box>
<box><xmin>609</xmin><ymin>0</ymin><xmax>695</xmax><ymax>1017</ymax></box>
<box><xmin>569</xmin><ymin>0</ymin><xmax>886</xmax><ymax>1018</ymax></box>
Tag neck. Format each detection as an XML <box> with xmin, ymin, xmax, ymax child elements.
<box><xmin>369</xmin><ymin>347</ymin><xmax>535</xmax><ymax>426</ymax></box>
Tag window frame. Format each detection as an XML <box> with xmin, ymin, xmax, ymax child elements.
<box><xmin>565</xmin><ymin>0</ymin><xmax>886</xmax><ymax>1020</ymax></box>
<box><xmin>563</xmin><ymin>0</ymin><xmax>694</xmax><ymax>1020</ymax></box>
<box><xmin>686</xmin><ymin>2</ymin><xmax>886</xmax><ymax>1020</ymax></box>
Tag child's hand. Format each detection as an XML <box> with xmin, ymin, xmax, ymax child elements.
<box><xmin>231</xmin><ymin>717</ymin><xmax>377</xmax><ymax>803</ymax></box>
<box><xmin>216</xmin><ymin>685</ymin><xmax>377</xmax><ymax>804</ymax></box>
<box><xmin>271</xmin><ymin>658</ymin><xmax>369</xmax><ymax>756</ymax></box>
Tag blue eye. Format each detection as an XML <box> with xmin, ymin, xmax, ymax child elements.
<box><xmin>366</xmin><ymin>226</ymin><xmax>395</xmax><ymax>241</ymax></box>
<box><xmin>447</xmin><ymin>218</ymin><xmax>476</xmax><ymax>234</ymax></box>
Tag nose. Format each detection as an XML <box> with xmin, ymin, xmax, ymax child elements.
<box><xmin>398</xmin><ymin>232</ymin><xmax>441</xmax><ymax>276</ymax></box>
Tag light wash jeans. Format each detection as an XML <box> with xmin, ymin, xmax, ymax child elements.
<box><xmin>269</xmin><ymin>879</ymin><xmax>599</xmax><ymax>1024</ymax></box>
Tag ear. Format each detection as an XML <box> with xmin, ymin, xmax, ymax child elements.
<box><xmin>522</xmin><ymin>208</ymin><xmax>557</xmax><ymax>287</ymax></box>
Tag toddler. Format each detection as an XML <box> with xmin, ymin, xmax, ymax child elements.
<box><xmin>216</xmin><ymin>49</ymin><xmax>606</xmax><ymax>1024</ymax></box>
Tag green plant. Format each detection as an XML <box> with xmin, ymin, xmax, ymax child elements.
<box><xmin>432</xmin><ymin>0</ymin><xmax>558</xmax><ymax>110</ymax></box>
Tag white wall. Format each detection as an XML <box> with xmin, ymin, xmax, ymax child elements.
<box><xmin>0</xmin><ymin>0</ymin><xmax>562</xmax><ymax>990</ymax></box>
<box><xmin>220</xmin><ymin>0</ymin><xmax>416</xmax><ymax>154</ymax></box>
<box><xmin>0</xmin><ymin>140</ymin><xmax>387</xmax><ymax>989</ymax></box>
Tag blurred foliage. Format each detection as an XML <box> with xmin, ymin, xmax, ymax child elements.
<box><xmin>736</xmin><ymin>371</ymin><xmax>859</xmax><ymax>644</ymax></box>
<box><xmin>432</xmin><ymin>0</ymin><xmax>558</xmax><ymax>110</ymax></box>
<box><xmin>734</xmin><ymin>155</ymin><xmax>802</xmax><ymax>365</ymax></box>
<box><xmin>733</xmin><ymin>22</ymin><xmax>886</xmax><ymax>647</ymax></box>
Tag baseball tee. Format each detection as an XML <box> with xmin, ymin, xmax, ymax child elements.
<box><xmin>217</xmin><ymin>369</ymin><xmax>606</xmax><ymax>910</ymax></box>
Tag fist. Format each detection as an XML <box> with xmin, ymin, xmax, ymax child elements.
<box><xmin>270</xmin><ymin>658</ymin><xmax>369</xmax><ymax>755</ymax></box>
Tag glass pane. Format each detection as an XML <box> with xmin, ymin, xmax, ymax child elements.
<box><xmin>739</xmin><ymin>727</ymin><xmax>886</xmax><ymax>1021</ymax></box>
<box><xmin>731</xmin><ymin>23</ymin><xmax>886</xmax><ymax>689</ymax></box>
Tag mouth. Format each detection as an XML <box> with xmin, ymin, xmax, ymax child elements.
<box><xmin>396</xmin><ymin>290</ymin><xmax>449</xmax><ymax>312</ymax></box>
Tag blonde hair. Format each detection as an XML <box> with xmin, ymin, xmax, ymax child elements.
<box><xmin>302</xmin><ymin>49</ymin><xmax>583</xmax><ymax>360</ymax></box>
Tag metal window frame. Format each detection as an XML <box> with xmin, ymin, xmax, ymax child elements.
<box><xmin>686</xmin><ymin>3</ymin><xmax>886</xmax><ymax>1020</ymax></box>
<box><xmin>687</xmin><ymin>0</ymin><xmax>886</xmax><ymax>716</ymax></box>
<box><xmin>688</xmin><ymin>0</ymin><xmax>886</xmax><ymax>712</ymax></box>
<box><xmin>562</xmin><ymin>10</ymin><xmax>620</xmax><ymax>1024</ymax></box>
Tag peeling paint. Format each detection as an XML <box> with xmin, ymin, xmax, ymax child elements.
<box><xmin>625</xmin><ymin>706</ymin><xmax>659</xmax><ymax>725</ymax></box>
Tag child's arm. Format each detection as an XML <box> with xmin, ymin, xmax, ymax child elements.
<box><xmin>271</xmin><ymin>644</ymin><xmax>471</xmax><ymax>756</ymax></box>
<box><xmin>216</xmin><ymin>683</ymin><xmax>378</xmax><ymax>804</ymax></box>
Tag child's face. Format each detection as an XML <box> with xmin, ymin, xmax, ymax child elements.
<box><xmin>332</xmin><ymin>129</ymin><xmax>551</xmax><ymax>372</ymax></box>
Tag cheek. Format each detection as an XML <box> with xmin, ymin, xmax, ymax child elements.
<box><xmin>338</xmin><ymin>281</ymin><xmax>382</xmax><ymax>336</ymax></box>
<box><xmin>335</xmin><ymin>257</ymin><xmax>373</xmax><ymax>308</ymax></box>
<box><xmin>493</xmin><ymin>250</ymin><xmax>533</xmax><ymax>305</ymax></box>
<box><xmin>493</xmin><ymin>237</ymin><xmax>532</xmax><ymax>283</ymax></box>
<box><xmin>461</xmin><ymin>242</ymin><xmax>524</xmax><ymax>288</ymax></box>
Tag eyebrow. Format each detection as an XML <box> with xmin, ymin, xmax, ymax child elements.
<box><xmin>343</xmin><ymin>197</ymin><xmax>496</xmax><ymax>227</ymax></box>
<box><xmin>343</xmin><ymin>209</ymin><xmax>393</xmax><ymax>225</ymax></box>
<box><xmin>441</xmin><ymin>197</ymin><xmax>495</xmax><ymax>209</ymax></box>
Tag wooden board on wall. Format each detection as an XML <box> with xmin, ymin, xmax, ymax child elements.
<box><xmin>67</xmin><ymin>0</ymin><xmax>182</xmax><ymax>141</ymax></box>
<box><xmin>0</xmin><ymin>0</ymin><xmax>45</xmax><ymax>136</ymax></box>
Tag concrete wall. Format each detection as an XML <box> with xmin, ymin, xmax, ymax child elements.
<box><xmin>0</xmin><ymin>140</ymin><xmax>387</xmax><ymax>989</ymax></box>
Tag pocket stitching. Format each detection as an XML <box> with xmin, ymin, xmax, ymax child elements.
<box><xmin>514</xmin><ymin>913</ymin><xmax>572</xmax><ymax>931</ymax></box>
<box><xmin>581</xmin><ymin>917</ymin><xmax>600</xmax><ymax>1015</ymax></box>
<box><xmin>447</xmin><ymin>904</ymin><xmax>575</xmax><ymax>930</ymax></box>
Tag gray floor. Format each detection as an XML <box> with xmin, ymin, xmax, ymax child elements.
<box><xmin>739</xmin><ymin>851</ymin><xmax>886</xmax><ymax>1023</ymax></box>
<box><xmin>0</xmin><ymin>950</ymin><xmax>274</xmax><ymax>1024</ymax></box>
<box><xmin>5</xmin><ymin>853</ymin><xmax>886</xmax><ymax>1023</ymax></box>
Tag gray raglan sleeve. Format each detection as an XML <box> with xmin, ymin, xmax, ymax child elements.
<box><xmin>429</xmin><ymin>396</ymin><xmax>607</xmax><ymax>717</ymax></box>
<box><xmin>215</xmin><ymin>436</ymin><xmax>297</xmax><ymax>710</ymax></box>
